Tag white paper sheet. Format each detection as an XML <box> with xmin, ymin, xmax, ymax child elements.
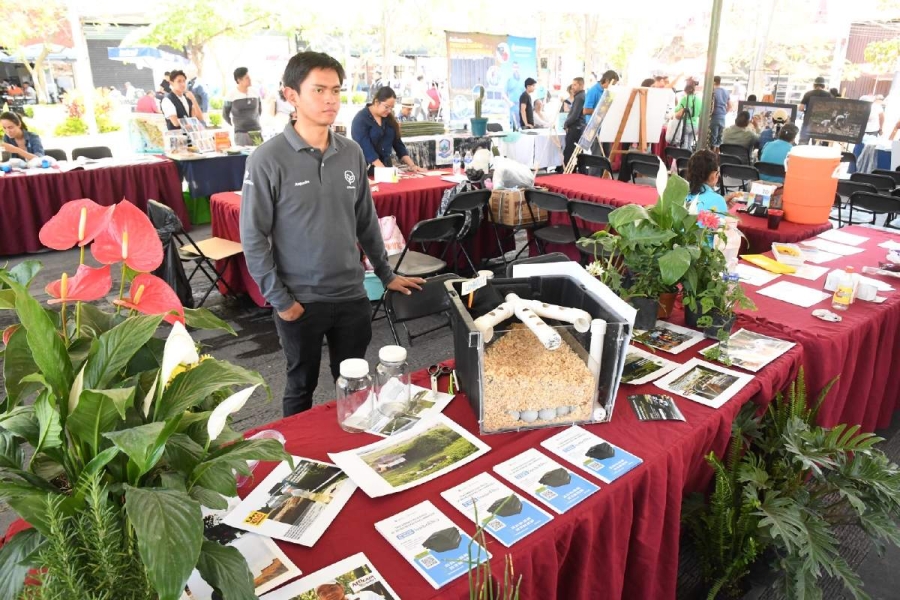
<box><xmin>791</xmin><ymin>264</ymin><xmax>830</xmax><ymax>281</ymax></box>
<box><xmin>878</xmin><ymin>240</ymin><xmax>900</xmax><ymax>250</ymax></box>
<box><xmin>328</xmin><ymin>414</ymin><xmax>491</xmax><ymax>498</ymax></box>
<box><xmin>734</xmin><ymin>263</ymin><xmax>781</xmax><ymax>287</ymax></box>
<box><xmin>222</xmin><ymin>456</ymin><xmax>357</xmax><ymax>547</ymax></box>
<box><xmin>654</xmin><ymin>358</ymin><xmax>755</xmax><ymax>409</ymax></box>
<box><xmin>801</xmin><ymin>238</ymin><xmax>866</xmax><ymax>256</ymax></box>
<box><xmin>632</xmin><ymin>321</ymin><xmax>706</xmax><ymax>354</ymax></box>
<box><xmin>801</xmin><ymin>248</ymin><xmax>841</xmax><ymax>264</ymax></box>
<box><xmin>757</xmin><ymin>281</ymin><xmax>832</xmax><ymax>308</ymax></box>
<box><xmin>621</xmin><ymin>346</ymin><xmax>680</xmax><ymax>385</ymax></box>
<box><xmin>493</xmin><ymin>448</ymin><xmax>599</xmax><ymax>514</ymax></box>
<box><xmin>700</xmin><ymin>328</ymin><xmax>796</xmax><ymax>373</ymax></box>
<box><xmin>259</xmin><ymin>553</ymin><xmax>398</xmax><ymax>600</ymax></box>
<box><xmin>351</xmin><ymin>383</ymin><xmax>455</xmax><ymax>437</ymax></box>
<box><xmin>816</xmin><ymin>229</ymin><xmax>869</xmax><ymax>246</ymax></box>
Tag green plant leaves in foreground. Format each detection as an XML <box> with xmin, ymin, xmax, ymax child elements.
<box><xmin>194</xmin><ymin>540</ymin><xmax>255</xmax><ymax>600</ymax></box>
<box><xmin>183</xmin><ymin>307</ymin><xmax>236</xmax><ymax>335</ymax></box>
<box><xmin>125</xmin><ymin>486</ymin><xmax>203</xmax><ymax>600</ymax></box>
<box><xmin>67</xmin><ymin>388</ymin><xmax>134</xmax><ymax>454</ymax></box>
<box><xmin>0</xmin><ymin>528</ymin><xmax>43</xmax><ymax>600</ymax></box>
<box><xmin>83</xmin><ymin>314</ymin><xmax>163</xmax><ymax>390</ymax></box>
<box><xmin>156</xmin><ymin>359</ymin><xmax>267</xmax><ymax>421</ymax></box>
<box><xmin>104</xmin><ymin>417</ymin><xmax>182</xmax><ymax>479</ymax></box>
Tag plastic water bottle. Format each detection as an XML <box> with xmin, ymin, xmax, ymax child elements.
<box><xmin>464</xmin><ymin>149</ymin><xmax>473</xmax><ymax>172</ymax></box>
<box><xmin>375</xmin><ymin>345</ymin><xmax>411</xmax><ymax>419</ymax></box>
<box><xmin>335</xmin><ymin>358</ymin><xmax>374</xmax><ymax>433</ymax></box>
<box><xmin>831</xmin><ymin>267</ymin><xmax>855</xmax><ymax>311</ymax></box>
<box><xmin>452</xmin><ymin>151</ymin><xmax>461</xmax><ymax>176</ymax></box>
<box><xmin>41</xmin><ymin>158</ymin><xmax>50</xmax><ymax>168</ymax></box>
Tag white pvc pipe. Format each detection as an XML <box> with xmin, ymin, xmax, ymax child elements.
<box><xmin>589</xmin><ymin>318</ymin><xmax>608</xmax><ymax>421</ymax></box>
<box><xmin>506</xmin><ymin>293</ymin><xmax>562</xmax><ymax>351</ymax></box>
<box><xmin>520</xmin><ymin>299</ymin><xmax>592</xmax><ymax>333</ymax></box>
<box><xmin>473</xmin><ymin>301</ymin><xmax>516</xmax><ymax>343</ymax></box>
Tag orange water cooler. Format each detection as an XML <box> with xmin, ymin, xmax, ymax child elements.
<box><xmin>782</xmin><ymin>145</ymin><xmax>841</xmax><ymax>224</ymax></box>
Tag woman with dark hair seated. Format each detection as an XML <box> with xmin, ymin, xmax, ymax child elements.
<box><xmin>351</xmin><ymin>86</ymin><xmax>421</xmax><ymax>175</ymax></box>
<box><xmin>685</xmin><ymin>150</ymin><xmax>741</xmax><ymax>222</ymax></box>
<box><xmin>1</xmin><ymin>111</ymin><xmax>44</xmax><ymax>161</ymax></box>
<box><xmin>722</xmin><ymin>110</ymin><xmax>759</xmax><ymax>155</ymax></box>
<box><xmin>758</xmin><ymin>123</ymin><xmax>799</xmax><ymax>183</ymax></box>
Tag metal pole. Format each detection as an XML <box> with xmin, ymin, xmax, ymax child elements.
<box><xmin>697</xmin><ymin>0</ymin><xmax>724</xmax><ymax>151</ymax></box>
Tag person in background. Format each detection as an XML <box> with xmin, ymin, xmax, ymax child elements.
<box><xmin>275</xmin><ymin>85</ymin><xmax>296</xmax><ymax>122</ymax></box>
<box><xmin>830</xmin><ymin>87</ymin><xmax>841</xmax><ymax>98</ymax></box>
<box><xmin>799</xmin><ymin>77</ymin><xmax>831</xmax><ymax>112</ymax></box>
<box><xmin>223</xmin><ymin>67</ymin><xmax>262</xmax><ymax>146</ymax></box>
<box><xmin>240</xmin><ymin>51</ymin><xmax>423</xmax><ymax>417</ymax></box>
<box><xmin>640</xmin><ymin>78</ymin><xmax>655</xmax><ymax>87</ymax></box>
<box><xmin>759</xmin><ymin>123</ymin><xmax>798</xmax><ymax>183</ymax></box>
<box><xmin>722</xmin><ymin>110</ymin><xmax>759</xmax><ymax>155</ymax></box>
<box><xmin>351</xmin><ymin>86</ymin><xmax>422</xmax><ymax>173</ymax></box>
<box><xmin>861</xmin><ymin>94</ymin><xmax>884</xmax><ymax>137</ymax></box>
<box><xmin>674</xmin><ymin>83</ymin><xmax>701</xmax><ymax>149</ymax></box>
<box><xmin>504</xmin><ymin>62</ymin><xmax>525</xmax><ymax>129</ymax></box>
<box><xmin>560</xmin><ymin>84</ymin><xmax>574</xmax><ymax>113</ymax></box>
<box><xmin>652</xmin><ymin>75</ymin><xmax>669</xmax><ymax>88</ymax></box>
<box><xmin>533</xmin><ymin>98</ymin><xmax>551</xmax><ymax>128</ymax></box>
<box><xmin>108</xmin><ymin>86</ymin><xmax>123</xmax><ymax>102</ymax></box>
<box><xmin>398</xmin><ymin>98</ymin><xmax>416</xmax><ymax>122</ymax></box>
<box><xmin>426</xmin><ymin>81</ymin><xmax>441</xmax><ymax>119</ymax></box>
<box><xmin>1</xmin><ymin>111</ymin><xmax>44</xmax><ymax>160</ymax></box>
<box><xmin>685</xmin><ymin>150</ymin><xmax>740</xmax><ymax>218</ymax></box>
<box><xmin>186</xmin><ymin>66</ymin><xmax>209</xmax><ymax>114</ymax></box>
<box><xmin>369</xmin><ymin>69</ymin><xmax>384</xmax><ymax>102</ymax></box>
<box><xmin>157</xmin><ymin>72</ymin><xmax>171</xmax><ymax>100</ymax></box>
<box><xmin>758</xmin><ymin>108</ymin><xmax>788</xmax><ymax>153</ymax></box>
<box><xmin>135</xmin><ymin>90</ymin><xmax>161</xmax><ymax>114</ymax></box>
<box><xmin>583</xmin><ymin>69</ymin><xmax>619</xmax><ymax>124</ymax></box>
<box><xmin>160</xmin><ymin>70</ymin><xmax>205</xmax><ymax>130</ymax></box>
<box><xmin>124</xmin><ymin>81</ymin><xmax>137</xmax><ymax>103</ymax></box>
<box><xmin>22</xmin><ymin>82</ymin><xmax>36</xmax><ymax>104</ymax></box>
<box><xmin>747</xmin><ymin>94</ymin><xmax>758</xmax><ymax>102</ymax></box>
<box><xmin>710</xmin><ymin>75</ymin><xmax>730</xmax><ymax>151</ymax></box>
<box><xmin>563</xmin><ymin>77</ymin><xmax>586</xmax><ymax>167</ymax></box>
<box><xmin>519</xmin><ymin>77</ymin><xmax>537</xmax><ymax>129</ymax></box>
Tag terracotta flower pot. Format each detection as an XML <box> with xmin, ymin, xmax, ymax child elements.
<box><xmin>657</xmin><ymin>292</ymin><xmax>678</xmax><ymax>319</ymax></box>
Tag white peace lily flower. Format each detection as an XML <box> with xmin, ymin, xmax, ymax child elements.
<box><xmin>68</xmin><ymin>364</ymin><xmax>86</xmax><ymax>415</ymax></box>
<box><xmin>161</xmin><ymin>320</ymin><xmax>199</xmax><ymax>386</ymax></box>
<box><xmin>141</xmin><ymin>376</ymin><xmax>158</xmax><ymax>418</ymax></box>
<box><xmin>207</xmin><ymin>384</ymin><xmax>260</xmax><ymax>443</ymax></box>
<box><xmin>655</xmin><ymin>157</ymin><xmax>669</xmax><ymax>198</ymax></box>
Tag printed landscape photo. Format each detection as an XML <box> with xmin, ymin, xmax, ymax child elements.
<box><xmin>667</xmin><ymin>365</ymin><xmax>738</xmax><ymax>401</ymax></box>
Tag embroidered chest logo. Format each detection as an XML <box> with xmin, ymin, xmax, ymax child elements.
<box><xmin>344</xmin><ymin>170</ymin><xmax>356</xmax><ymax>185</ymax></box>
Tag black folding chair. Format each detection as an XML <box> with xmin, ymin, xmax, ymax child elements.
<box><xmin>719</xmin><ymin>164</ymin><xmax>760</xmax><ymax>195</ymax></box>
<box><xmin>849</xmin><ymin>192</ymin><xmax>900</xmax><ymax>229</ymax></box>
<box><xmin>630</xmin><ymin>158</ymin><xmax>660</xmax><ymax>186</ymax></box>
<box><xmin>872</xmin><ymin>169</ymin><xmax>900</xmax><ymax>188</ymax></box>
<box><xmin>755</xmin><ymin>161</ymin><xmax>786</xmax><ymax>181</ymax></box>
<box><xmin>718</xmin><ymin>153</ymin><xmax>744</xmax><ymax>167</ymax></box>
<box><xmin>569</xmin><ymin>200</ymin><xmax>614</xmax><ymax>264</ymax></box>
<box><xmin>385</xmin><ymin>273</ymin><xmax>459</xmax><ymax>347</ymax></box>
<box><xmin>72</xmin><ymin>146</ymin><xmax>113</xmax><ymax>160</ymax></box>
<box><xmin>446</xmin><ymin>188</ymin><xmax>492</xmax><ymax>273</ymax></box>
<box><xmin>505</xmin><ymin>252</ymin><xmax>572</xmax><ymax>278</ymax></box>
<box><xmin>43</xmin><ymin>148</ymin><xmax>67</xmax><ymax>161</ymax></box>
<box><xmin>146</xmin><ymin>200</ymin><xmax>242</xmax><ymax>307</ymax></box>
<box><xmin>525</xmin><ymin>189</ymin><xmax>582</xmax><ymax>255</ymax></box>
<box><xmin>840</xmin><ymin>151</ymin><xmax>857</xmax><ymax>171</ymax></box>
<box><xmin>834</xmin><ymin>180</ymin><xmax>877</xmax><ymax>227</ymax></box>
<box><xmin>664</xmin><ymin>146</ymin><xmax>692</xmax><ymax>166</ymax></box>
<box><xmin>849</xmin><ymin>172</ymin><xmax>894</xmax><ymax>193</ymax></box>
<box><xmin>577</xmin><ymin>154</ymin><xmax>613</xmax><ymax>178</ymax></box>
<box><xmin>618</xmin><ymin>151</ymin><xmax>659</xmax><ymax>182</ymax></box>
<box><xmin>720</xmin><ymin>143</ymin><xmax>751</xmax><ymax>164</ymax></box>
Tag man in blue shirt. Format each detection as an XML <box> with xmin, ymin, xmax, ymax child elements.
<box><xmin>710</xmin><ymin>76</ymin><xmax>730</xmax><ymax>150</ymax></box>
<box><xmin>759</xmin><ymin>123</ymin><xmax>798</xmax><ymax>183</ymax></box>
<box><xmin>583</xmin><ymin>69</ymin><xmax>619</xmax><ymax>125</ymax></box>
<box><xmin>504</xmin><ymin>62</ymin><xmax>525</xmax><ymax>130</ymax></box>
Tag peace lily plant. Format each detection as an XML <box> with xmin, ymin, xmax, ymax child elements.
<box><xmin>0</xmin><ymin>199</ymin><xmax>289</xmax><ymax>600</ymax></box>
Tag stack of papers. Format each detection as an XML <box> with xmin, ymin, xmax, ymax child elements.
<box><xmin>735</xmin><ymin>263</ymin><xmax>781</xmax><ymax>286</ymax></box>
<box><xmin>757</xmin><ymin>281</ymin><xmax>831</xmax><ymax>307</ymax></box>
<box><xmin>817</xmin><ymin>229</ymin><xmax>868</xmax><ymax>246</ymax></box>
<box><xmin>801</xmin><ymin>238</ymin><xmax>865</xmax><ymax>256</ymax></box>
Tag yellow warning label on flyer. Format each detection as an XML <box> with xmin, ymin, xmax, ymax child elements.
<box><xmin>244</xmin><ymin>511</ymin><xmax>268</xmax><ymax>526</ymax></box>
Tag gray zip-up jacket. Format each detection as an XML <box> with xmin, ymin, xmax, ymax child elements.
<box><xmin>239</xmin><ymin>124</ymin><xmax>395</xmax><ymax>311</ymax></box>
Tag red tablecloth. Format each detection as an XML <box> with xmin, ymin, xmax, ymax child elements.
<box><xmin>737</xmin><ymin>225</ymin><xmax>900</xmax><ymax>431</ymax></box>
<box><xmin>211</xmin><ymin>177</ymin><xmax>505</xmax><ymax>307</ymax></box>
<box><xmin>534</xmin><ymin>173</ymin><xmax>832</xmax><ymax>258</ymax></box>
<box><xmin>0</xmin><ymin>160</ymin><xmax>189</xmax><ymax>256</ymax></box>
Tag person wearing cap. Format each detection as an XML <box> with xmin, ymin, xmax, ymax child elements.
<box><xmin>398</xmin><ymin>97</ymin><xmax>416</xmax><ymax>122</ymax></box>
<box><xmin>757</xmin><ymin>108</ymin><xmax>789</xmax><ymax>153</ymax></box>
<box><xmin>800</xmin><ymin>77</ymin><xmax>831</xmax><ymax>113</ymax></box>
<box><xmin>519</xmin><ymin>77</ymin><xmax>537</xmax><ymax>129</ymax></box>
<box><xmin>860</xmin><ymin>94</ymin><xmax>885</xmax><ymax>137</ymax></box>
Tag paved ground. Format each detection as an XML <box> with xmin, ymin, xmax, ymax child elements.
<box><xmin>2</xmin><ymin>224</ymin><xmax>898</xmax><ymax>598</ymax></box>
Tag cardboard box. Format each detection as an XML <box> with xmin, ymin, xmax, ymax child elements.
<box><xmin>489</xmin><ymin>189</ymin><xmax>548</xmax><ymax>227</ymax></box>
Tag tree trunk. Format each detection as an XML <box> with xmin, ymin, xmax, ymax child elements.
<box><xmin>20</xmin><ymin>46</ymin><xmax>50</xmax><ymax>103</ymax></box>
<box><xmin>190</xmin><ymin>43</ymin><xmax>205</xmax><ymax>78</ymax></box>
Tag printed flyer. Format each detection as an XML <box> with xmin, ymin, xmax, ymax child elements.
<box><xmin>182</xmin><ymin>498</ymin><xmax>301</xmax><ymax>599</ymax></box>
<box><xmin>627</xmin><ymin>394</ymin><xmax>686</xmax><ymax>422</ymax></box>
<box><xmin>360</xmin><ymin>382</ymin><xmax>455</xmax><ymax>437</ymax></box>
<box><xmin>329</xmin><ymin>414</ymin><xmax>490</xmax><ymax>498</ymax></box>
<box><xmin>375</xmin><ymin>500</ymin><xmax>489</xmax><ymax>589</ymax></box>
<box><xmin>699</xmin><ymin>328</ymin><xmax>795</xmax><ymax>373</ymax></box>
<box><xmin>223</xmin><ymin>457</ymin><xmax>356</xmax><ymax>546</ymax></box>
<box><xmin>621</xmin><ymin>346</ymin><xmax>680</xmax><ymax>384</ymax></box>
<box><xmin>541</xmin><ymin>426</ymin><xmax>642</xmax><ymax>484</ymax></box>
<box><xmin>441</xmin><ymin>472</ymin><xmax>553</xmax><ymax>547</ymax></box>
<box><xmin>259</xmin><ymin>553</ymin><xmax>398</xmax><ymax>600</ymax></box>
<box><xmin>493</xmin><ymin>448</ymin><xmax>599</xmax><ymax>514</ymax></box>
<box><xmin>632</xmin><ymin>321</ymin><xmax>706</xmax><ymax>354</ymax></box>
<box><xmin>654</xmin><ymin>358</ymin><xmax>754</xmax><ymax>409</ymax></box>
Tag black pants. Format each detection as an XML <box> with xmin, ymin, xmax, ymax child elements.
<box><xmin>273</xmin><ymin>298</ymin><xmax>372</xmax><ymax>416</ymax></box>
<box><xmin>563</xmin><ymin>127</ymin><xmax>583</xmax><ymax>169</ymax></box>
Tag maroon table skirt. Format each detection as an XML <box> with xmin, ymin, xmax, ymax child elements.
<box><xmin>0</xmin><ymin>159</ymin><xmax>189</xmax><ymax>256</ymax></box>
<box><xmin>211</xmin><ymin>177</ymin><xmax>506</xmax><ymax>307</ymax></box>
<box><xmin>534</xmin><ymin>173</ymin><xmax>832</xmax><ymax>259</ymax></box>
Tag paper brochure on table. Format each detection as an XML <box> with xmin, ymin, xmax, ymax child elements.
<box><xmin>222</xmin><ymin>456</ymin><xmax>356</xmax><ymax>547</ymax></box>
<box><xmin>540</xmin><ymin>426</ymin><xmax>642</xmax><ymax>484</ymax></box>
<box><xmin>375</xmin><ymin>500</ymin><xmax>489</xmax><ymax>589</ymax></box>
<box><xmin>259</xmin><ymin>552</ymin><xmax>398</xmax><ymax>600</ymax></box>
<box><xmin>757</xmin><ymin>281</ymin><xmax>831</xmax><ymax>308</ymax></box>
<box><xmin>440</xmin><ymin>472</ymin><xmax>553</xmax><ymax>548</ymax></box>
<box><xmin>816</xmin><ymin>229</ymin><xmax>868</xmax><ymax>246</ymax></box>
<box><xmin>792</xmin><ymin>264</ymin><xmax>830</xmax><ymax>281</ymax></box>
<box><xmin>801</xmin><ymin>248</ymin><xmax>840</xmax><ymax>264</ymax></box>
<box><xmin>700</xmin><ymin>328</ymin><xmax>795</xmax><ymax>373</ymax></box>
<box><xmin>621</xmin><ymin>346</ymin><xmax>679</xmax><ymax>384</ymax></box>
<box><xmin>654</xmin><ymin>358</ymin><xmax>754</xmax><ymax>409</ymax></box>
<box><xmin>878</xmin><ymin>240</ymin><xmax>900</xmax><ymax>251</ymax></box>
<box><xmin>632</xmin><ymin>321</ymin><xmax>706</xmax><ymax>354</ymax></box>
<box><xmin>801</xmin><ymin>238</ymin><xmax>865</xmax><ymax>256</ymax></box>
<box><xmin>628</xmin><ymin>394</ymin><xmax>686</xmax><ymax>421</ymax></box>
<box><xmin>735</xmin><ymin>263</ymin><xmax>780</xmax><ymax>287</ymax></box>
<box><xmin>354</xmin><ymin>382</ymin><xmax>455</xmax><ymax>437</ymax></box>
<box><xmin>182</xmin><ymin>497</ymin><xmax>301</xmax><ymax>600</ymax></box>
<box><xmin>328</xmin><ymin>414</ymin><xmax>490</xmax><ymax>498</ymax></box>
<box><xmin>493</xmin><ymin>448</ymin><xmax>599</xmax><ymax>514</ymax></box>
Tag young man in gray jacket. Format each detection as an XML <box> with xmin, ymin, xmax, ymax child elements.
<box><xmin>240</xmin><ymin>51</ymin><xmax>423</xmax><ymax>416</ymax></box>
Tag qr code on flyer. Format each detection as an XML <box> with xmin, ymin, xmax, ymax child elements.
<box><xmin>419</xmin><ymin>554</ymin><xmax>440</xmax><ymax>569</ymax></box>
<box><xmin>539</xmin><ymin>488</ymin><xmax>557</xmax><ymax>501</ymax></box>
<box><xmin>486</xmin><ymin>519</ymin><xmax>505</xmax><ymax>532</ymax></box>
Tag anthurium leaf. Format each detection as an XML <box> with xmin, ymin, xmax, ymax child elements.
<box><xmin>2</xmin><ymin>326</ymin><xmax>39</xmax><ymax>407</ymax></box>
<box><xmin>125</xmin><ymin>486</ymin><xmax>203</xmax><ymax>600</ymax></box>
<box><xmin>189</xmin><ymin>439</ymin><xmax>288</xmax><ymax>495</ymax></box>
<box><xmin>0</xmin><ymin>470</ymin><xmax>73</xmax><ymax>536</ymax></box>
<box><xmin>0</xmin><ymin>430</ymin><xmax>24</xmax><ymax>470</ymax></box>
<box><xmin>662</xmin><ymin>173</ymin><xmax>690</xmax><ymax>207</ymax></box>
<box><xmin>104</xmin><ymin>416</ymin><xmax>181</xmax><ymax>477</ymax></box>
<box><xmin>0</xmin><ymin>528</ymin><xmax>43</xmax><ymax>600</ymax></box>
<box><xmin>0</xmin><ymin>275</ymin><xmax>73</xmax><ymax>402</ymax></box>
<box><xmin>126</xmin><ymin>337</ymin><xmax>166</xmax><ymax>377</ymax></box>
<box><xmin>659</xmin><ymin>247</ymin><xmax>693</xmax><ymax>286</ymax></box>
<box><xmin>164</xmin><ymin>433</ymin><xmax>205</xmax><ymax>475</ymax></box>
<box><xmin>68</xmin><ymin>388</ymin><xmax>135</xmax><ymax>454</ymax></box>
<box><xmin>157</xmin><ymin>360</ymin><xmax>267</xmax><ymax>421</ymax></box>
<box><xmin>0</xmin><ymin>289</ymin><xmax>15</xmax><ymax>309</ymax></box>
<box><xmin>72</xmin><ymin>446</ymin><xmax>120</xmax><ymax>505</ymax></box>
<box><xmin>189</xmin><ymin>486</ymin><xmax>228</xmax><ymax>510</ymax></box>
<box><xmin>183</xmin><ymin>308</ymin><xmax>236</xmax><ymax>335</ymax></box>
<box><xmin>0</xmin><ymin>406</ymin><xmax>39</xmax><ymax>446</ymax></box>
<box><xmin>77</xmin><ymin>302</ymin><xmax>116</xmax><ymax>338</ymax></box>
<box><xmin>7</xmin><ymin>260</ymin><xmax>42</xmax><ymax>288</ymax></box>
<box><xmin>609</xmin><ymin>204</ymin><xmax>650</xmax><ymax>229</ymax></box>
<box><xmin>83</xmin><ymin>314</ymin><xmax>163</xmax><ymax>390</ymax></box>
<box><xmin>193</xmin><ymin>461</ymin><xmax>239</xmax><ymax>498</ymax></box>
<box><xmin>33</xmin><ymin>392</ymin><xmax>62</xmax><ymax>458</ymax></box>
<box><xmin>194</xmin><ymin>540</ymin><xmax>255</xmax><ymax>600</ymax></box>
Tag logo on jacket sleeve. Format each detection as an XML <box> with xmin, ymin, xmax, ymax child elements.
<box><xmin>344</xmin><ymin>170</ymin><xmax>356</xmax><ymax>185</ymax></box>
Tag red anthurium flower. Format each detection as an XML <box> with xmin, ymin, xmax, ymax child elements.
<box><xmin>91</xmin><ymin>200</ymin><xmax>163</xmax><ymax>273</ymax></box>
<box><xmin>113</xmin><ymin>273</ymin><xmax>184</xmax><ymax>325</ymax></box>
<box><xmin>45</xmin><ymin>264</ymin><xmax>112</xmax><ymax>305</ymax></box>
<box><xmin>39</xmin><ymin>199</ymin><xmax>113</xmax><ymax>251</ymax></box>
<box><xmin>2</xmin><ymin>324</ymin><xmax>19</xmax><ymax>346</ymax></box>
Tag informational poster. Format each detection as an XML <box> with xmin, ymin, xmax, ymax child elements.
<box><xmin>435</xmin><ymin>136</ymin><xmax>454</xmax><ymax>165</ymax></box>
<box><xmin>260</xmin><ymin>553</ymin><xmax>398</xmax><ymax>600</ymax></box>
<box><xmin>541</xmin><ymin>426</ymin><xmax>642</xmax><ymax>484</ymax></box>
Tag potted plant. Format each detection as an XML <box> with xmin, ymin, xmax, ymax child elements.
<box><xmin>0</xmin><ymin>199</ymin><xmax>290</xmax><ymax>599</ymax></box>
<box><xmin>470</xmin><ymin>85</ymin><xmax>488</xmax><ymax>137</ymax></box>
